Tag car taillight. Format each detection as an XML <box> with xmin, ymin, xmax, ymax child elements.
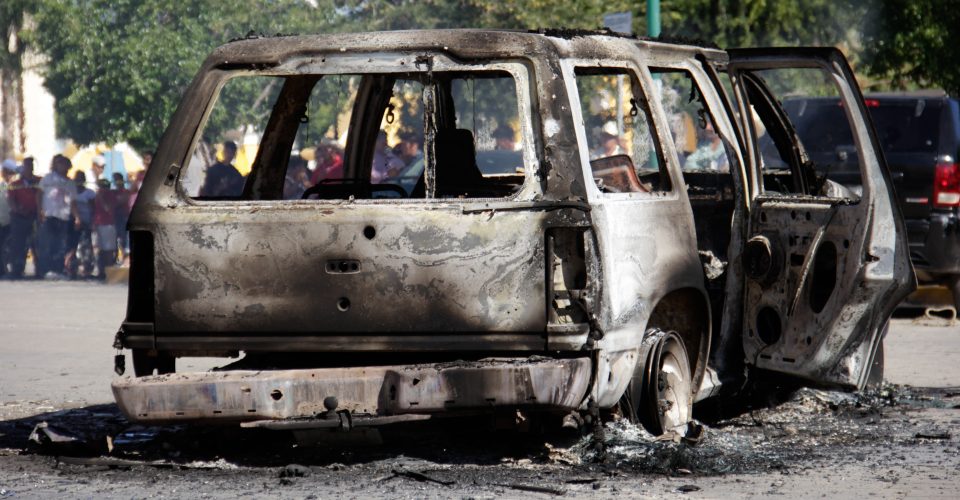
<box><xmin>933</xmin><ymin>162</ymin><xmax>960</xmax><ymax>207</ymax></box>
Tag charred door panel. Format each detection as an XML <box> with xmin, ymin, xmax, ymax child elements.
<box><xmin>151</xmin><ymin>204</ymin><xmax>547</xmax><ymax>335</ymax></box>
<box><xmin>729</xmin><ymin>48</ymin><xmax>915</xmax><ymax>388</ymax></box>
<box><xmin>744</xmin><ymin>201</ymin><xmax>870</xmax><ymax>374</ymax></box>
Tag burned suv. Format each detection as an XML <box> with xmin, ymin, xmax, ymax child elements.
<box><xmin>112</xmin><ymin>31</ymin><xmax>913</xmax><ymax>435</ymax></box>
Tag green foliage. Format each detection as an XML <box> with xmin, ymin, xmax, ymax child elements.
<box><xmin>333</xmin><ymin>0</ymin><xmax>486</xmax><ymax>31</ymax></box>
<box><xmin>24</xmin><ymin>0</ymin><xmax>925</xmax><ymax>152</ymax></box>
<box><xmin>29</xmin><ymin>0</ymin><xmax>332</xmax><ymax>151</ymax></box>
<box><xmin>0</xmin><ymin>0</ymin><xmax>31</xmax><ymax>72</ymax></box>
<box><xmin>860</xmin><ymin>0</ymin><xmax>960</xmax><ymax>95</ymax></box>
<box><xmin>470</xmin><ymin>0</ymin><xmax>633</xmax><ymax>30</ymax></box>
<box><xmin>663</xmin><ymin>0</ymin><xmax>864</xmax><ymax>47</ymax></box>
<box><xmin>0</xmin><ymin>0</ymin><xmax>34</xmax><ymax>159</ymax></box>
<box><xmin>470</xmin><ymin>0</ymin><xmax>864</xmax><ymax>46</ymax></box>
<box><xmin>28</xmin><ymin>0</ymin><xmax>500</xmax><ymax>150</ymax></box>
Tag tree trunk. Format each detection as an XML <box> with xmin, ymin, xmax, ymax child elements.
<box><xmin>0</xmin><ymin>65</ymin><xmax>16</xmax><ymax>160</ymax></box>
<box><xmin>17</xmin><ymin>67</ymin><xmax>24</xmax><ymax>152</ymax></box>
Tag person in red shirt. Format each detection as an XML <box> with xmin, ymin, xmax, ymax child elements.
<box><xmin>93</xmin><ymin>178</ymin><xmax>118</xmax><ymax>279</ymax></box>
<box><xmin>7</xmin><ymin>157</ymin><xmax>41</xmax><ymax>278</ymax></box>
<box><xmin>111</xmin><ymin>173</ymin><xmax>132</xmax><ymax>262</ymax></box>
<box><xmin>309</xmin><ymin>143</ymin><xmax>344</xmax><ymax>185</ymax></box>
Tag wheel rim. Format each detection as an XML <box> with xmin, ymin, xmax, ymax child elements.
<box><xmin>641</xmin><ymin>332</ymin><xmax>692</xmax><ymax>435</ymax></box>
<box><xmin>656</xmin><ymin>335</ymin><xmax>692</xmax><ymax>431</ymax></box>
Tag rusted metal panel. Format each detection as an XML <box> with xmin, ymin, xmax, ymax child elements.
<box><xmin>150</xmin><ymin>205</ymin><xmax>547</xmax><ymax>334</ymax></box>
<box><xmin>112</xmin><ymin>357</ymin><xmax>592</xmax><ymax>424</ymax></box>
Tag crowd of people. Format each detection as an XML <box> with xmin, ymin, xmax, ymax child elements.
<box><xmin>280</xmin><ymin>132</ymin><xmax>423</xmax><ymax>200</ymax></box>
<box><xmin>0</xmin><ymin>152</ymin><xmax>151</xmax><ymax>280</ymax></box>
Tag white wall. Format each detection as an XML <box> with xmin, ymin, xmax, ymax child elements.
<box><xmin>20</xmin><ymin>50</ymin><xmax>57</xmax><ymax>175</ymax></box>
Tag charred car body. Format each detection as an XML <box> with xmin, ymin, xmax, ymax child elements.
<box><xmin>112</xmin><ymin>30</ymin><xmax>914</xmax><ymax>435</ymax></box>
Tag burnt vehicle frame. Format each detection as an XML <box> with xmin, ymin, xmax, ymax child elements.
<box><xmin>112</xmin><ymin>30</ymin><xmax>914</xmax><ymax>435</ymax></box>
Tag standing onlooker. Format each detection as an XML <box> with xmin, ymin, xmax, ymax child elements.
<box><xmin>140</xmin><ymin>150</ymin><xmax>153</xmax><ymax>173</ymax></box>
<box><xmin>370</xmin><ymin>132</ymin><xmax>403</xmax><ymax>183</ymax></box>
<box><xmin>199</xmin><ymin>141</ymin><xmax>244</xmax><ymax>197</ymax></box>
<box><xmin>112</xmin><ymin>172</ymin><xmax>131</xmax><ymax>263</ymax></box>
<box><xmin>90</xmin><ymin>155</ymin><xmax>106</xmax><ymax>182</ymax></box>
<box><xmin>0</xmin><ymin>159</ymin><xmax>16</xmax><ymax>277</ymax></box>
<box><xmin>396</xmin><ymin>131</ymin><xmax>423</xmax><ymax>170</ymax></box>
<box><xmin>7</xmin><ymin>157</ymin><xmax>41</xmax><ymax>278</ymax></box>
<box><xmin>283</xmin><ymin>156</ymin><xmax>311</xmax><ymax>200</ymax></box>
<box><xmin>38</xmin><ymin>155</ymin><xmax>80</xmax><ymax>279</ymax></box>
<box><xmin>66</xmin><ymin>171</ymin><xmax>96</xmax><ymax>278</ymax></box>
<box><xmin>127</xmin><ymin>150</ymin><xmax>152</xmax><ymax>213</ymax></box>
<box><xmin>93</xmin><ymin>178</ymin><xmax>118</xmax><ymax>279</ymax></box>
<box><xmin>493</xmin><ymin>124</ymin><xmax>517</xmax><ymax>151</ymax></box>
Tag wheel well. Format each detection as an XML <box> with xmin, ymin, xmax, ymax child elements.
<box><xmin>646</xmin><ymin>287</ymin><xmax>711</xmax><ymax>393</ymax></box>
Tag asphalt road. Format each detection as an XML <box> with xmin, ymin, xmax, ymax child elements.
<box><xmin>0</xmin><ymin>281</ymin><xmax>958</xmax><ymax>498</ymax></box>
<box><xmin>0</xmin><ymin>282</ymin><xmax>217</xmax><ymax>418</ymax></box>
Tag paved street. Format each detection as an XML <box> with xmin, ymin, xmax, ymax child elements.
<box><xmin>1</xmin><ymin>281</ymin><xmax>956</xmax><ymax>412</ymax></box>
<box><xmin>0</xmin><ymin>281</ymin><xmax>958</xmax><ymax>498</ymax></box>
<box><xmin>0</xmin><ymin>282</ymin><xmax>217</xmax><ymax>419</ymax></box>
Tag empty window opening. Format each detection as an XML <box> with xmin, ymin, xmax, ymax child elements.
<box><xmin>575</xmin><ymin>67</ymin><xmax>672</xmax><ymax>194</ymax></box>
<box><xmin>183</xmin><ymin>66</ymin><xmax>529</xmax><ymax>202</ymax></box>
<box><xmin>739</xmin><ymin>66</ymin><xmax>863</xmax><ymax>199</ymax></box>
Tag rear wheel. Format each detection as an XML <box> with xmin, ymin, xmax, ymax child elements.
<box><xmin>132</xmin><ymin>349</ymin><xmax>175</xmax><ymax>377</ymax></box>
<box><xmin>619</xmin><ymin>329</ymin><xmax>693</xmax><ymax>435</ymax></box>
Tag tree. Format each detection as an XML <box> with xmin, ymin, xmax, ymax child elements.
<box><xmin>0</xmin><ymin>0</ymin><xmax>33</xmax><ymax>160</ymax></box>
<box><xmin>27</xmin><ymin>0</ymin><xmax>498</xmax><ymax>151</ymax></box>
<box><xmin>470</xmin><ymin>0</ymin><xmax>864</xmax><ymax>48</ymax></box>
<box><xmin>26</xmin><ymin>0</ymin><xmax>874</xmax><ymax>152</ymax></box>
<box><xmin>859</xmin><ymin>0</ymin><xmax>960</xmax><ymax>95</ymax></box>
<box><xmin>29</xmin><ymin>0</ymin><xmax>335</xmax><ymax>152</ymax></box>
<box><xmin>663</xmin><ymin>0</ymin><xmax>865</xmax><ymax>48</ymax></box>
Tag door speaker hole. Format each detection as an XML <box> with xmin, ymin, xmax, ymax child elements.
<box><xmin>363</xmin><ymin>226</ymin><xmax>376</xmax><ymax>239</ymax></box>
<box><xmin>756</xmin><ymin>307</ymin><xmax>782</xmax><ymax>345</ymax></box>
<box><xmin>810</xmin><ymin>241</ymin><xmax>838</xmax><ymax>313</ymax></box>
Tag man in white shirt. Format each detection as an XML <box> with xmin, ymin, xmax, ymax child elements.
<box><xmin>37</xmin><ymin>155</ymin><xmax>80</xmax><ymax>279</ymax></box>
<box><xmin>0</xmin><ymin>159</ymin><xmax>16</xmax><ymax>277</ymax></box>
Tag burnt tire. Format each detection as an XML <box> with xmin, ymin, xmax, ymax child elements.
<box><xmin>132</xmin><ymin>349</ymin><xmax>175</xmax><ymax>377</ymax></box>
<box><xmin>619</xmin><ymin>329</ymin><xmax>694</xmax><ymax>435</ymax></box>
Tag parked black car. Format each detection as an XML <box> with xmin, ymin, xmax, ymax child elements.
<box><xmin>783</xmin><ymin>91</ymin><xmax>960</xmax><ymax>310</ymax></box>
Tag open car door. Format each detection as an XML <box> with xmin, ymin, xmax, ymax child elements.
<box><xmin>726</xmin><ymin>48</ymin><xmax>915</xmax><ymax>389</ymax></box>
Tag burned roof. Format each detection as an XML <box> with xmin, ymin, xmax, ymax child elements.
<box><xmin>205</xmin><ymin>29</ymin><xmax>725</xmax><ymax>70</ymax></box>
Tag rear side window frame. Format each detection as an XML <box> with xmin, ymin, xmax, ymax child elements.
<box><xmin>561</xmin><ymin>58</ymin><xmax>680</xmax><ymax>201</ymax></box>
<box><xmin>175</xmin><ymin>55</ymin><xmax>543</xmax><ymax>206</ymax></box>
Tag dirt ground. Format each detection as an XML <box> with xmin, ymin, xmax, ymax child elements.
<box><xmin>0</xmin><ymin>281</ymin><xmax>958</xmax><ymax>498</ymax></box>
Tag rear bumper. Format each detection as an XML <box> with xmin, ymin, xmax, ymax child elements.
<box><xmin>116</xmin><ymin>324</ymin><xmax>587</xmax><ymax>352</ymax></box>
<box><xmin>111</xmin><ymin>357</ymin><xmax>592</xmax><ymax>424</ymax></box>
<box><xmin>906</xmin><ymin>212</ymin><xmax>960</xmax><ymax>276</ymax></box>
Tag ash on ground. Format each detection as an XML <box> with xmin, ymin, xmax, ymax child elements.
<box><xmin>0</xmin><ymin>384</ymin><xmax>957</xmax><ymax>498</ymax></box>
